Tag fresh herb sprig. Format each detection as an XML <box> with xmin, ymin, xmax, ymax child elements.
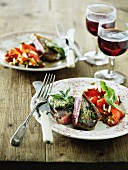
<box><xmin>100</xmin><ymin>81</ymin><xmax>118</xmax><ymax>109</ymax></box>
<box><xmin>50</xmin><ymin>87</ymin><xmax>75</xmax><ymax>110</ymax></box>
<box><xmin>51</xmin><ymin>87</ymin><xmax>71</xmax><ymax>101</ymax></box>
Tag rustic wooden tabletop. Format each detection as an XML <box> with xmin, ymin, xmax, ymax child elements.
<box><xmin>0</xmin><ymin>0</ymin><xmax>128</xmax><ymax>169</ymax></box>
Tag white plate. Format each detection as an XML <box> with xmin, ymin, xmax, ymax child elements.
<box><xmin>31</xmin><ymin>78</ymin><xmax>128</xmax><ymax>140</ymax></box>
<box><xmin>0</xmin><ymin>31</ymin><xmax>77</xmax><ymax>71</ymax></box>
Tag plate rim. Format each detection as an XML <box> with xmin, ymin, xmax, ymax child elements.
<box><xmin>0</xmin><ymin>30</ymin><xmax>78</xmax><ymax>71</ymax></box>
<box><xmin>31</xmin><ymin>77</ymin><xmax>128</xmax><ymax>140</ymax></box>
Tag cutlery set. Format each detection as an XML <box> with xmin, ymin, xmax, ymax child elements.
<box><xmin>56</xmin><ymin>25</ymin><xmax>76</xmax><ymax>68</ymax></box>
<box><xmin>56</xmin><ymin>24</ymin><xmax>87</xmax><ymax>68</ymax></box>
<box><xmin>10</xmin><ymin>73</ymin><xmax>55</xmax><ymax>146</ymax></box>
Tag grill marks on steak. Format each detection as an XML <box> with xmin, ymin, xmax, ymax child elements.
<box><xmin>51</xmin><ymin>108</ymin><xmax>72</xmax><ymax>125</ymax></box>
<box><xmin>49</xmin><ymin>91</ymin><xmax>75</xmax><ymax>125</ymax></box>
<box><xmin>72</xmin><ymin>93</ymin><xmax>101</xmax><ymax>130</ymax></box>
<box><xmin>83</xmin><ymin>93</ymin><xmax>101</xmax><ymax>119</ymax></box>
<box><xmin>50</xmin><ymin>91</ymin><xmax>101</xmax><ymax>130</ymax></box>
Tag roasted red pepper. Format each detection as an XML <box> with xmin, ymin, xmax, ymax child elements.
<box><xmin>107</xmin><ymin>107</ymin><xmax>125</xmax><ymax>126</ymax></box>
<box><xmin>96</xmin><ymin>98</ymin><xmax>108</xmax><ymax>108</ymax></box>
<box><xmin>20</xmin><ymin>43</ymin><xmax>37</xmax><ymax>52</ymax></box>
<box><xmin>84</xmin><ymin>88</ymin><xmax>105</xmax><ymax>98</ymax></box>
<box><xmin>83</xmin><ymin>88</ymin><xmax>125</xmax><ymax>127</ymax></box>
<box><xmin>5</xmin><ymin>42</ymin><xmax>44</xmax><ymax>68</ymax></box>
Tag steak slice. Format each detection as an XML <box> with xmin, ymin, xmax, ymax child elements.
<box><xmin>31</xmin><ymin>33</ymin><xmax>58</xmax><ymax>61</ymax></box>
<box><xmin>49</xmin><ymin>89</ymin><xmax>75</xmax><ymax>125</ymax></box>
<box><xmin>72</xmin><ymin>93</ymin><xmax>101</xmax><ymax>130</ymax></box>
<box><xmin>50</xmin><ymin>107</ymin><xmax>72</xmax><ymax>125</ymax></box>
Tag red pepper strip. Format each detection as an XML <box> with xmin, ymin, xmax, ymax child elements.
<box><xmin>21</xmin><ymin>43</ymin><xmax>37</xmax><ymax>52</ymax></box>
<box><xmin>5</xmin><ymin>54</ymin><xmax>18</xmax><ymax>62</ymax></box>
<box><xmin>96</xmin><ymin>98</ymin><xmax>108</xmax><ymax>108</ymax></box>
<box><xmin>84</xmin><ymin>88</ymin><xmax>105</xmax><ymax>98</ymax></box>
<box><xmin>90</xmin><ymin>95</ymin><xmax>99</xmax><ymax>105</ymax></box>
<box><xmin>97</xmin><ymin>107</ymin><xmax>111</xmax><ymax>116</ymax></box>
<box><xmin>8</xmin><ymin>48</ymin><xmax>22</xmax><ymax>56</ymax></box>
<box><xmin>28</xmin><ymin>52</ymin><xmax>40</xmax><ymax>61</ymax></box>
<box><xmin>107</xmin><ymin>107</ymin><xmax>125</xmax><ymax>126</ymax></box>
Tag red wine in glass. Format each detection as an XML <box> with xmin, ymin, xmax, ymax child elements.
<box><xmin>94</xmin><ymin>20</ymin><xmax>128</xmax><ymax>84</ymax></box>
<box><xmin>84</xmin><ymin>4</ymin><xmax>116</xmax><ymax>65</ymax></box>
<box><xmin>98</xmin><ymin>29</ymin><xmax>128</xmax><ymax>56</ymax></box>
<box><xmin>86</xmin><ymin>14</ymin><xmax>115</xmax><ymax>36</ymax></box>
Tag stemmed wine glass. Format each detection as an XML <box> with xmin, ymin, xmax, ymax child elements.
<box><xmin>94</xmin><ymin>20</ymin><xmax>128</xmax><ymax>84</ymax></box>
<box><xmin>84</xmin><ymin>3</ymin><xmax>116</xmax><ymax>65</ymax></box>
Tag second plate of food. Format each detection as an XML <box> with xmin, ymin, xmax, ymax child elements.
<box><xmin>0</xmin><ymin>31</ymin><xmax>78</xmax><ymax>71</ymax></box>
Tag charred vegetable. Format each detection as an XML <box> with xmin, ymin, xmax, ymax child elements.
<box><xmin>84</xmin><ymin>81</ymin><xmax>125</xmax><ymax>126</ymax></box>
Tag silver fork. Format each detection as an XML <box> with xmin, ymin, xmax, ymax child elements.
<box><xmin>10</xmin><ymin>73</ymin><xmax>55</xmax><ymax>147</ymax></box>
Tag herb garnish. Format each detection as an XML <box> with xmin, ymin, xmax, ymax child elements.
<box><xmin>45</xmin><ymin>40</ymin><xmax>65</xmax><ymax>58</ymax></box>
<box><xmin>50</xmin><ymin>87</ymin><xmax>75</xmax><ymax>111</ymax></box>
<box><xmin>100</xmin><ymin>81</ymin><xmax>118</xmax><ymax>109</ymax></box>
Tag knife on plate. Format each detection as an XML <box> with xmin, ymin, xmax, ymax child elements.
<box><xmin>37</xmin><ymin>101</ymin><xmax>53</xmax><ymax>144</ymax></box>
<box><xmin>56</xmin><ymin>25</ymin><xmax>76</xmax><ymax>68</ymax></box>
<box><xmin>65</xmin><ymin>41</ymin><xmax>76</xmax><ymax>68</ymax></box>
<box><xmin>66</xmin><ymin>28</ymin><xmax>85</xmax><ymax>61</ymax></box>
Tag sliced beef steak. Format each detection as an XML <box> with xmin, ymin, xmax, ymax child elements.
<box><xmin>50</xmin><ymin>107</ymin><xmax>72</xmax><ymax>125</ymax></box>
<box><xmin>72</xmin><ymin>93</ymin><xmax>101</xmax><ymax>130</ymax></box>
<box><xmin>31</xmin><ymin>33</ymin><xmax>58</xmax><ymax>61</ymax></box>
<box><xmin>49</xmin><ymin>89</ymin><xmax>75</xmax><ymax>125</ymax></box>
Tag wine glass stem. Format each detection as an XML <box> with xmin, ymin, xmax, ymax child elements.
<box><xmin>95</xmin><ymin>44</ymin><xmax>99</xmax><ymax>55</ymax></box>
<box><xmin>108</xmin><ymin>56</ymin><xmax>115</xmax><ymax>76</ymax></box>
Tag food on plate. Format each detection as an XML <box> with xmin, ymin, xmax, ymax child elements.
<box><xmin>72</xmin><ymin>93</ymin><xmax>101</xmax><ymax>130</ymax></box>
<box><xmin>31</xmin><ymin>34</ymin><xmax>65</xmax><ymax>61</ymax></box>
<box><xmin>50</xmin><ymin>81</ymin><xmax>125</xmax><ymax>130</ymax></box>
<box><xmin>50</xmin><ymin>88</ymin><xmax>75</xmax><ymax>124</ymax></box>
<box><xmin>4</xmin><ymin>33</ymin><xmax>66</xmax><ymax>68</ymax></box>
<box><xmin>5</xmin><ymin>43</ymin><xmax>44</xmax><ymax>68</ymax></box>
<box><xmin>84</xmin><ymin>81</ymin><xmax>125</xmax><ymax>126</ymax></box>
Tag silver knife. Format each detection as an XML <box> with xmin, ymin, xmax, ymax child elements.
<box><xmin>37</xmin><ymin>101</ymin><xmax>53</xmax><ymax>144</ymax></box>
<box><xmin>66</xmin><ymin>29</ymin><xmax>86</xmax><ymax>60</ymax></box>
<box><xmin>56</xmin><ymin>25</ymin><xmax>76</xmax><ymax>68</ymax></box>
<box><xmin>65</xmin><ymin>44</ymin><xmax>76</xmax><ymax>68</ymax></box>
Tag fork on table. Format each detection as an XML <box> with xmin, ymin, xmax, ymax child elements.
<box><xmin>10</xmin><ymin>73</ymin><xmax>55</xmax><ymax>146</ymax></box>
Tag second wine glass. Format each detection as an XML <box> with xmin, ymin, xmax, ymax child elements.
<box><xmin>94</xmin><ymin>20</ymin><xmax>128</xmax><ymax>84</ymax></box>
<box><xmin>84</xmin><ymin>3</ymin><xmax>116</xmax><ymax>65</ymax></box>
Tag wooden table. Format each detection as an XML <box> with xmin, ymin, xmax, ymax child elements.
<box><xmin>0</xmin><ymin>0</ymin><xmax>128</xmax><ymax>169</ymax></box>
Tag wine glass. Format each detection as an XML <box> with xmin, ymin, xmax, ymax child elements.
<box><xmin>94</xmin><ymin>20</ymin><xmax>128</xmax><ymax>84</ymax></box>
<box><xmin>84</xmin><ymin>3</ymin><xmax>116</xmax><ymax>65</ymax></box>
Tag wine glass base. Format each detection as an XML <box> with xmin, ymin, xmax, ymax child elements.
<box><xmin>94</xmin><ymin>69</ymin><xmax>126</xmax><ymax>84</ymax></box>
<box><xmin>84</xmin><ymin>51</ymin><xmax>109</xmax><ymax>66</ymax></box>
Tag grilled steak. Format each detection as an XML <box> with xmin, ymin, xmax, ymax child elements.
<box><xmin>31</xmin><ymin>33</ymin><xmax>58</xmax><ymax>61</ymax></box>
<box><xmin>50</xmin><ymin>107</ymin><xmax>72</xmax><ymax>124</ymax></box>
<box><xmin>31</xmin><ymin>33</ymin><xmax>65</xmax><ymax>61</ymax></box>
<box><xmin>72</xmin><ymin>93</ymin><xmax>101</xmax><ymax>130</ymax></box>
<box><xmin>49</xmin><ymin>88</ymin><xmax>75</xmax><ymax>125</ymax></box>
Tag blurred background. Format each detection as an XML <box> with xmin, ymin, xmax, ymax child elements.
<box><xmin>0</xmin><ymin>0</ymin><xmax>127</xmax><ymax>54</ymax></box>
